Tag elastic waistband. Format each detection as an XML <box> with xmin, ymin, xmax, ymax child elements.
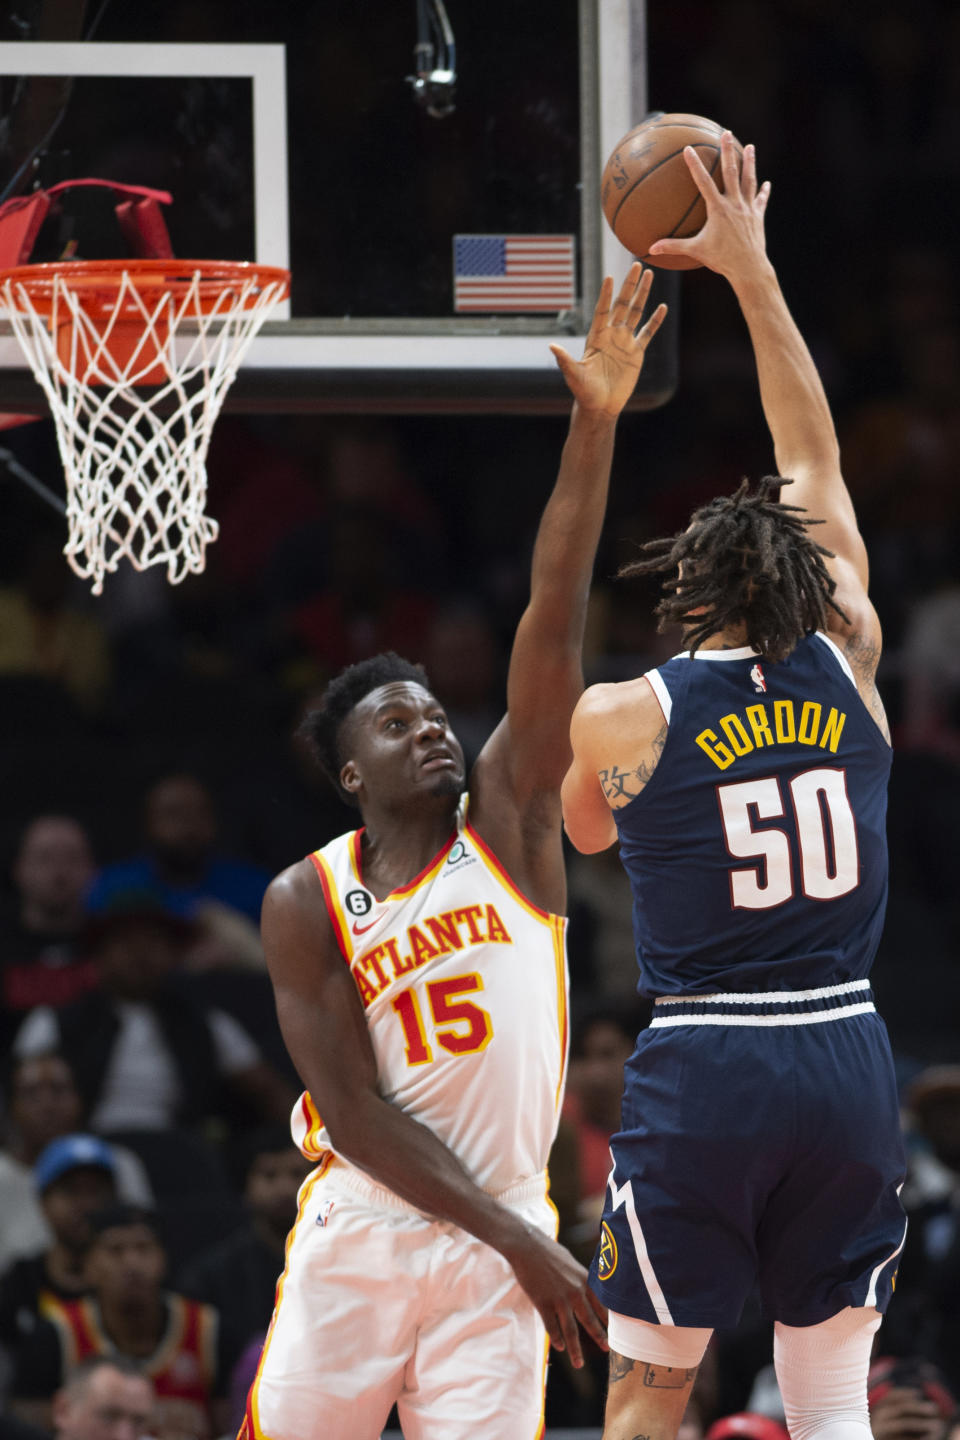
<box><xmin>319</xmin><ymin>1157</ymin><xmax>547</xmax><ymax>1215</ymax></box>
<box><xmin>650</xmin><ymin>978</ymin><xmax>876</xmax><ymax>1028</ymax></box>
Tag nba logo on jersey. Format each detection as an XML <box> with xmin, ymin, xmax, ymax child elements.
<box><xmin>750</xmin><ymin>663</ymin><xmax>767</xmax><ymax>693</ymax></box>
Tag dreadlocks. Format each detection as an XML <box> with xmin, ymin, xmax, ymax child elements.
<box><xmin>621</xmin><ymin>477</ymin><xmax>849</xmax><ymax>663</ymax></box>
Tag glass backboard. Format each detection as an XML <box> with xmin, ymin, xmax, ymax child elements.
<box><xmin>0</xmin><ymin>0</ymin><xmax>677</xmax><ymax>413</ymax></box>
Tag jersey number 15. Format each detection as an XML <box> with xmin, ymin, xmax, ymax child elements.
<box><xmin>717</xmin><ymin>766</ymin><xmax>859</xmax><ymax>909</ymax></box>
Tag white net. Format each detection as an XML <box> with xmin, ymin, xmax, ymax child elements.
<box><xmin>0</xmin><ymin>263</ymin><xmax>289</xmax><ymax>593</ymax></box>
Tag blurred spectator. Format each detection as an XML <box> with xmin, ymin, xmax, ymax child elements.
<box><xmin>885</xmin><ymin>1069</ymin><xmax>960</xmax><ymax>1392</ymax></box>
<box><xmin>10</xmin><ymin>1205</ymin><xmax>230</xmax><ymax>1439</ymax></box>
<box><xmin>0</xmin><ymin>1056</ymin><xmax>152</xmax><ymax>1271</ymax></box>
<box><xmin>1</xmin><ymin>817</ymin><xmax>98</xmax><ymax>1047</ymax></box>
<box><xmin>0</xmin><ymin>1135</ymin><xmax>118</xmax><ymax>1354</ymax></box>
<box><xmin>12</xmin><ymin>893</ymin><xmax>294</xmax><ymax>1133</ymax></box>
<box><xmin>220</xmin><ymin>687</ymin><xmax>356</xmax><ymax>875</ymax></box>
<box><xmin>563</xmin><ymin>1007</ymin><xmax>642</xmax><ymax>1221</ymax></box>
<box><xmin>422</xmin><ymin>602</ymin><xmax>502</xmax><ymax>769</ymax></box>
<box><xmin>51</xmin><ymin>1355</ymin><xmax>155</xmax><ymax>1440</ymax></box>
<box><xmin>176</xmin><ymin>1127</ymin><xmax>309</xmax><ymax>1364</ymax></box>
<box><xmin>868</xmin><ymin>1357</ymin><xmax>957</xmax><ymax>1440</ymax></box>
<box><xmin>566</xmin><ymin>845</ymin><xmax>645</xmax><ymax>1003</ymax></box>
<box><xmin>288</xmin><ymin>505</ymin><xmax>438</xmax><ymax>672</ymax></box>
<box><xmin>901</xmin><ymin>585</ymin><xmax>960</xmax><ymax>764</ymax></box>
<box><xmin>88</xmin><ymin>773</ymin><xmax>269</xmax><ymax>932</ymax></box>
<box><xmin>704</xmin><ymin>1414</ymin><xmax>789</xmax><ymax>1440</ymax></box>
<box><xmin>0</xmin><ymin>532</ymin><xmax>112</xmax><ymax>714</ymax></box>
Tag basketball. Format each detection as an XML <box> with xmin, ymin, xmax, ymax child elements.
<box><xmin>601</xmin><ymin>113</ymin><xmax>743</xmax><ymax>270</ymax></box>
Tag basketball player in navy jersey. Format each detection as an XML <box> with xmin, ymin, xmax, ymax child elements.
<box><xmin>562</xmin><ymin>134</ymin><xmax>906</xmax><ymax>1440</ymax></box>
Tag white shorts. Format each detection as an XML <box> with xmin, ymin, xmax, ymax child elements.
<box><xmin>242</xmin><ymin>1157</ymin><xmax>555</xmax><ymax>1440</ymax></box>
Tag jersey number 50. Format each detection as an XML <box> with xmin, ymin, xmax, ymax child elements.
<box><xmin>717</xmin><ymin>766</ymin><xmax>859</xmax><ymax>909</ymax></box>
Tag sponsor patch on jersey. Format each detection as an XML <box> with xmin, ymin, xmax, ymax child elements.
<box><xmin>443</xmin><ymin>839</ymin><xmax>477</xmax><ymax>873</ymax></box>
<box><xmin>597</xmin><ymin>1221</ymin><xmax>618</xmax><ymax>1281</ymax></box>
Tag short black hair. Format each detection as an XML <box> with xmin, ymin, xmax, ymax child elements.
<box><xmin>233</xmin><ymin>1125</ymin><xmax>305</xmax><ymax>1190</ymax></box>
<box><xmin>298</xmin><ymin>651</ymin><xmax>432</xmax><ymax>803</ymax></box>
<box><xmin>87</xmin><ymin>1203</ymin><xmax>163</xmax><ymax>1244</ymax></box>
<box><xmin>620</xmin><ymin>477</ymin><xmax>848</xmax><ymax>663</ymax></box>
<box><xmin>60</xmin><ymin>1354</ymin><xmax>150</xmax><ymax>1394</ymax></box>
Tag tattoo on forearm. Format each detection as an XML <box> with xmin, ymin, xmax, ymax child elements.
<box><xmin>608</xmin><ymin>1354</ymin><xmax>696</xmax><ymax>1389</ymax></box>
<box><xmin>599</xmin><ymin>724</ymin><xmax>668</xmax><ymax>808</ymax></box>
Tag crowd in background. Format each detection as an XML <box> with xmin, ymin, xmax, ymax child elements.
<box><xmin>2</xmin><ymin>0</ymin><xmax>960</xmax><ymax>1437</ymax></box>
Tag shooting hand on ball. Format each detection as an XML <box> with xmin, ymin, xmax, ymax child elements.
<box><xmin>649</xmin><ymin>132</ymin><xmax>772</xmax><ymax>283</ymax></box>
<box><xmin>550</xmin><ymin>262</ymin><xmax>667</xmax><ymax>418</ymax></box>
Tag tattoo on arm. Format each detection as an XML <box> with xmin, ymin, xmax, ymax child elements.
<box><xmin>841</xmin><ymin>633</ymin><xmax>891</xmax><ymax>743</ymax></box>
<box><xmin>599</xmin><ymin>765</ymin><xmax>637</xmax><ymax>802</ymax></box>
<box><xmin>598</xmin><ymin>723</ymin><xmax>668</xmax><ymax>808</ymax></box>
<box><xmin>608</xmin><ymin>1353</ymin><xmax>697</xmax><ymax>1389</ymax></box>
<box><xmin>609</xmin><ymin>1351</ymin><xmax>637</xmax><ymax>1383</ymax></box>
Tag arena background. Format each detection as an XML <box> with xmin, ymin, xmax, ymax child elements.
<box><xmin>1</xmin><ymin>2</ymin><xmax>959</xmax><ymax>1436</ymax></box>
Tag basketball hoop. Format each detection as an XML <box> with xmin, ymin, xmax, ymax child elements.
<box><xmin>0</xmin><ymin>259</ymin><xmax>290</xmax><ymax>593</ymax></box>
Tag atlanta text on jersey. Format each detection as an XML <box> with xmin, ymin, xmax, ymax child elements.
<box><xmin>350</xmin><ymin>903</ymin><xmax>513</xmax><ymax>1006</ymax></box>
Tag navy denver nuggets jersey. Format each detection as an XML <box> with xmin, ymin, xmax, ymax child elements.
<box><xmin>615</xmin><ymin>632</ymin><xmax>891</xmax><ymax>996</ymax></box>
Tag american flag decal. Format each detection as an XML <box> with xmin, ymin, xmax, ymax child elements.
<box><xmin>453</xmin><ymin>234</ymin><xmax>576</xmax><ymax>313</ymax></box>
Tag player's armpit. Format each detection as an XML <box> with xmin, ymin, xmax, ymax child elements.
<box><xmin>562</xmin><ymin>686</ymin><xmax>624</xmax><ymax>852</ymax></box>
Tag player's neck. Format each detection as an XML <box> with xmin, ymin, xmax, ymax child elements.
<box><xmin>695</xmin><ymin>622</ymin><xmax>750</xmax><ymax>651</ymax></box>
<box><xmin>358</xmin><ymin>804</ymin><xmax>459</xmax><ymax>899</ymax></box>
<box><xmin>97</xmin><ymin>1292</ymin><xmax>166</xmax><ymax>1353</ymax></box>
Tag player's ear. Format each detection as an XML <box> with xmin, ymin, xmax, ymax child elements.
<box><xmin>340</xmin><ymin>760</ymin><xmax>362</xmax><ymax>796</ymax></box>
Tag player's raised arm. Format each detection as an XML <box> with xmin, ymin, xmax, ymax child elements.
<box><xmin>470</xmin><ymin>266</ymin><xmax>666</xmax><ymax>864</ymax></box>
<box><xmin>650</xmin><ymin>134</ymin><xmax>869</xmax><ymax>599</ymax></box>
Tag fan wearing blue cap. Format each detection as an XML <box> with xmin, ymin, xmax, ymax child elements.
<box><xmin>0</xmin><ymin>1134</ymin><xmax>117</xmax><ymax>1359</ymax></box>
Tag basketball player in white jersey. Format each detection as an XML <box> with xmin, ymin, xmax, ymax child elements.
<box><xmin>239</xmin><ymin>267</ymin><xmax>667</xmax><ymax>1440</ymax></box>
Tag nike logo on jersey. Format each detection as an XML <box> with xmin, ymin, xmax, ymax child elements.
<box><xmin>352</xmin><ymin>914</ymin><xmax>384</xmax><ymax>936</ymax></box>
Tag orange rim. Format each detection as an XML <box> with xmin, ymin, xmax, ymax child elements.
<box><xmin>0</xmin><ymin>259</ymin><xmax>290</xmax><ymax>317</ymax></box>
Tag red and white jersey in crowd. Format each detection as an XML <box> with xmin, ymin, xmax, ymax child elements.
<box><xmin>290</xmin><ymin>796</ymin><xmax>568</xmax><ymax>1193</ymax></box>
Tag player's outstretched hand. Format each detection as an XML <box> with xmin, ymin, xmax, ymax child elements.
<box><xmin>649</xmin><ymin>131</ymin><xmax>771</xmax><ymax>283</ymax></box>
<box><xmin>503</xmin><ymin>1226</ymin><xmax>608</xmax><ymax>1368</ymax></box>
<box><xmin>550</xmin><ymin>262</ymin><xmax>667</xmax><ymax>418</ymax></box>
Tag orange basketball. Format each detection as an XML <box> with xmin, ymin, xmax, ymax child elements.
<box><xmin>600</xmin><ymin>113</ymin><xmax>743</xmax><ymax>270</ymax></box>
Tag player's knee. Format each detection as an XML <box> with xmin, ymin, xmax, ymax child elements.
<box><xmin>774</xmin><ymin>1306</ymin><xmax>882</xmax><ymax>1440</ymax></box>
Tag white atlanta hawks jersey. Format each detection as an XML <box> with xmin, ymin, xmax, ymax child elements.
<box><xmin>290</xmin><ymin>796</ymin><xmax>569</xmax><ymax>1193</ymax></box>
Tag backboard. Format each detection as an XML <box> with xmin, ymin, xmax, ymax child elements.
<box><xmin>0</xmin><ymin>0</ymin><xmax>676</xmax><ymax>414</ymax></box>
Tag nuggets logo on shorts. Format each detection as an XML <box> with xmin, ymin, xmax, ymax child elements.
<box><xmin>597</xmin><ymin>1221</ymin><xmax>618</xmax><ymax>1280</ymax></box>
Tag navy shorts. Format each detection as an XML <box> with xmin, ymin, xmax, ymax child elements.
<box><xmin>590</xmin><ymin>983</ymin><xmax>907</xmax><ymax>1330</ymax></box>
